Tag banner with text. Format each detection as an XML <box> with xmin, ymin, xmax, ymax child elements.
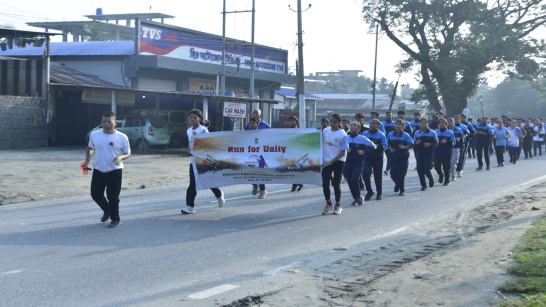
<box><xmin>193</xmin><ymin>128</ymin><xmax>322</xmax><ymax>190</ymax></box>
<box><xmin>140</xmin><ymin>21</ymin><xmax>288</xmax><ymax>75</ymax></box>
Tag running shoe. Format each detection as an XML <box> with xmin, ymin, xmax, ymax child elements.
<box><xmin>333</xmin><ymin>205</ymin><xmax>343</xmax><ymax>215</ymax></box>
<box><xmin>108</xmin><ymin>219</ymin><xmax>121</xmax><ymax>228</ymax></box>
<box><xmin>322</xmin><ymin>204</ymin><xmax>333</xmax><ymax>215</ymax></box>
<box><xmin>181</xmin><ymin>206</ymin><xmax>195</xmax><ymax>214</ymax></box>
<box><xmin>399</xmin><ymin>191</ymin><xmax>406</xmax><ymax>196</ymax></box>
<box><xmin>100</xmin><ymin>213</ymin><xmax>110</xmax><ymax>223</ymax></box>
<box><xmin>457</xmin><ymin>171</ymin><xmax>462</xmax><ymax>178</ymax></box>
<box><xmin>297</xmin><ymin>184</ymin><xmax>304</xmax><ymax>191</ymax></box>
<box><xmin>350</xmin><ymin>199</ymin><xmax>358</xmax><ymax>206</ymax></box>
<box><xmin>376</xmin><ymin>194</ymin><xmax>383</xmax><ymax>200</ymax></box>
<box><xmin>356</xmin><ymin>196</ymin><xmax>364</xmax><ymax>206</ymax></box>
<box><xmin>258</xmin><ymin>190</ymin><xmax>268</xmax><ymax>199</ymax></box>
<box><xmin>364</xmin><ymin>192</ymin><xmax>374</xmax><ymax>201</ymax></box>
<box><xmin>217</xmin><ymin>191</ymin><xmax>225</xmax><ymax>208</ymax></box>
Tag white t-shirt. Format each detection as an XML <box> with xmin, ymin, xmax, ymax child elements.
<box><xmin>187</xmin><ymin>125</ymin><xmax>208</xmax><ymax>164</ymax></box>
<box><xmin>322</xmin><ymin>127</ymin><xmax>349</xmax><ymax>163</ymax></box>
<box><xmin>88</xmin><ymin>130</ymin><xmax>130</xmax><ymax>172</ymax></box>
<box><xmin>533</xmin><ymin>125</ymin><xmax>544</xmax><ymax>141</ymax></box>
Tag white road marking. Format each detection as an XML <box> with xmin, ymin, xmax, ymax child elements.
<box><xmin>188</xmin><ymin>284</ymin><xmax>239</xmax><ymax>299</ymax></box>
<box><xmin>515</xmin><ymin>174</ymin><xmax>546</xmax><ymax>189</ymax></box>
<box><xmin>1</xmin><ymin>270</ymin><xmax>23</xmax><ymax>275</ymax></box>
<box><xmin>208</xmin><ymin>189</ymin><xmax>292</xmax><ymax>202</ymax></box>
<box><xmin>373</xmin><ymin>227</ymin><xmax>408</xmax><ymax>239</ymax></box>
<box><xmin>263</xmin><ymin>262</ymin><xmax>300</xmax><ymax>276</ymax></box>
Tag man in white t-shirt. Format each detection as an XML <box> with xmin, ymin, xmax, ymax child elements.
<box><xmin>84</xmin><ymin>111</ymin><xmax>131</xmax><ymax>228</ymax></box>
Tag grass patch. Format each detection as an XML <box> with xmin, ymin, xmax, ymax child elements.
<box><xmin>498</xmin><ymin>217</ymin><xmax>546</xmax><ymax>307</ymax></box>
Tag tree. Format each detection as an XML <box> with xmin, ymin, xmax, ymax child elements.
<box><xmin>362</xmin><ymin>0</ymin><xmax>546</xmax><ymax>115</ymax></box>
<box><xmin>81</xmin><ymin>22</ymin><xmax>120</xmax><ymax>41</ymax></box>
<box><xmin>488</xmin><ymin>77</ymin><xmax>545</xmax><ymax>118</ymax></box>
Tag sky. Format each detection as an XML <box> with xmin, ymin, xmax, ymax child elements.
<box><xmin>0</xmin><ymin>0</ymin><xmax>509</xmax><ymax>89</ymax></box>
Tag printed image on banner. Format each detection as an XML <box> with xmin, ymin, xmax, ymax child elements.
<box><xmin>192</xmin><ymin>128</ymin><xmax>322</xmax><ymax>190</ymax></box>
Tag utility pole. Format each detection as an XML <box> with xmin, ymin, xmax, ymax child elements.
<box><xmin>220</xmin><ymin>0</ymin><xmax>226</xmax><ymax>96</ymax></box>
<box><xmin>372</xmin><ymin>23</ymin><xmax>379</xmax><ymax>112</ymax></box>
<box><xmin>290</xmin><ymin>1</ymin><xmax>311</xmax><ymax>128</ymax></box>
<box><xmin>220</xmin><ymin>0</ymin><xmax>255</xmax><ymax>98</ymax></box>
<box><xmin>249</xmin><ymin>0</ymin><xmax>256</xmax><ymax>100</ymax></box>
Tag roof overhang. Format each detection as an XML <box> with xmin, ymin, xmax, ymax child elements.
<box><xmin>50</xmin><ymin>84</ymin><xmax>279</xmax><ymax>104</ymax></box>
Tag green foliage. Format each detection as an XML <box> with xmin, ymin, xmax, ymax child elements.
<box><xmin>81</xmin><ymin>23</ymin><xmax>120</xmax><ymax>41</ymax></box>
<box><xmin>361</xmin><ymin>0</ymin><xmax>546</xmax><ymax>115</ymax></box>
<box><xmin>487</xmin><ymin>78</ymin><xmax>545</xmax><ymax>118</ymax></box>
<box><xmin>497</xmin><ymin>217</ymin><xmax>546</xmax><ymax>306</ymax></box>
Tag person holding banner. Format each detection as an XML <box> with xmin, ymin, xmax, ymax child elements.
<box><xmin>289</xmin><ymin>116</ymin><xmax>304</xmax><ymax>192</ymax></box>
<box><xmin>321</xmin><ymin>113</ymin><xmax>349</xmax><ymax>215</ymax></box>
<box><xmin>182</xmin><ymin>109</ymin><xmax>225</xmax><ymax>214</ymax></box>
<box><xmin>244</xmin><ymin>108</ymin><xmax>271</xmax><ymax>130</ymax></box>
<box><xmin>244</xmin><ymin>108</ymin><xmax>271</xmax><ymax>198</ymax></box>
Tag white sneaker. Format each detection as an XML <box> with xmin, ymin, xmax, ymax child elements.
<box><xmin>258</xmin><ymin>190</ymin><xmax>268</xmax><ymax>199</ymax></box>
<box><xmin>322</xmin><ymin>204</ymin><xmax>333</xmax><ymax>215</ymax></box>
<box><xmin>217</xmin><ymin>191</ymin><xmax>225</xmax><ymax>208</ymax></box>
<box><xmin>181</xmin><ymin>206</ymin><xmax>195</xmax><ymax>214</ymax></box>
<box><xmin>457</xmin><ymin>171</ymin><xmax>462</xmax><ymax>178</ymax></box>
<box><xmin>333</xmin><ymin>205</ymin><xmax>343</xmax><ymax>215</ymax></box>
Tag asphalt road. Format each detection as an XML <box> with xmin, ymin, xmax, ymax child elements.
<box><xmin>2</xmin><ymin>152</ymin><xmax>545</xmax><ymax>306</ymax></box>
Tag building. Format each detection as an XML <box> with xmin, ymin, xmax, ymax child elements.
<box><xmin>0</xmin><ymin>13</ymin><xmax>295</xmax><ymax>147</ymax></box>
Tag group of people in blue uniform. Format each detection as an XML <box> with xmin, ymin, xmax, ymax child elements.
<box><xmin>318</xmin><ymin>110</ymin><xmax>542</xmax><ymax>215</ymax></box>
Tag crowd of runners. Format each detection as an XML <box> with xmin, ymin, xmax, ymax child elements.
<box><xmin>318</xmin><ymin>110</ymin><xmax>546</xmax><ymax>215</ymax></box>
<box><xmin>85</xmin><ymin>109</ymin><xmax>546</xmax><ymax>226</ymax></box>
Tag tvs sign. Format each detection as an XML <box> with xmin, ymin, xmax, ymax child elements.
<box><xmin>223</xmin><ymin>102</ymin><xmax>247</xmax><ymax>118</ymax></box>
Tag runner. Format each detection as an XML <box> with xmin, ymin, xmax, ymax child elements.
<box><xmin>467</xmin><ymin>117</ymin><xmax>477</xmax><ymax>158</ymax></box>
<box><xmin>355</xmin><ymin>113</ymin><xmax>370</xmax><ymax>133</ymax></box>
<box><xmin>362</xmin><ymin>118</ymin><xmax>387</xmax><ymax>200</ymax></box>
<box><xmin>522</xmin><ymin>119</ymin><xmax>535</xmax><ymax>159</ymax></box>
<box><xmin>448</xmin><ymin>118</ymin><xmax>464</xmax><ymax>181</ymax></box>
<box><xmin>341</xmin><ymin>118</ymin><xmax>350</xmax><ymax>134</ymax></box>
<box><xmin>246</xmin><ymin>117</ymin><xmax>268</xmax><ymax>199</ymax></box>
<box><xmin>85</xmin><ymin>111</ymin><xmax>131</xmax><ymax>227</ymax></box>
<box><xmin>454</xmin><ymin>115</ymin><xmax>470</xmax><ymax>177</ymax></box>
<box><xmin>182</xmin><ymin>109</ymin><xmax>225</xmax><ymax>214</ymax></box>
<box><xmin>345</xmin><ymin>121</ymin><xmax>377</xmax><ymax>207</ymax></box>
<box><xmin>397</xmin><ymin>110</ymin><xmax>413</xmax><ymax>135</ymax></box>
<box><xmin>533</xmin><ymin>119</ymin><xmax>543</xmax><ymax>156</ymax></box>
<box><xmin>410</xmin><ymin>112</ymin><xmax>421</xmax><ymax>170</ymax></box>
<box><xmin>382</xmin><ymin>111</ymin><xmax>396</xmax><ymax>176</ymax></box>
<box><xmin>507</xmin><ymin>120</ymin><xmax>523</xmax><ymax>164</ymax></box>
<box><xmin>413</xmin><ymin>118</ymin><xmax>438</xmax><ymax>191</ymax></box>
<box><xmin>493</xmin><ymin>118</ymin><xmax>509</xmax><ymax>167</ymax></box>
<box><xmin>460</xmin><ymin>114</ymin><xmax>476</xmax><ymax>161</ymax></box>
<box><xmin>434</xmin><ymin>118</ymin><xmax>456</xmax><ymax>185</ymax></box>
<box><xmin>288</xmin><ymin>116</ymin><xmax>304</xmax><ymax>192</ymax></box>
<box><xmin>244</xmin><ymin>108</ymin><xmax>271</xmax><ymax>199</ymax></box>
<box><xmin>475</xmin><ymin>116</ymin><xmax>494</xmax><ymax>170</ymax></box>
<box><xmin>387</xmin><ymin>119</ymin><xmax>414</xmax><ymax>196</ymax></box>
<box><xmin>368</xmin><ymin>111</ymin><xmax>386</xmax><ymax>134</ymax></box>
<box><xmin>321</xmin><ymin>113</ymin><xmax>349</xmax><ymax>215</ymax></box>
